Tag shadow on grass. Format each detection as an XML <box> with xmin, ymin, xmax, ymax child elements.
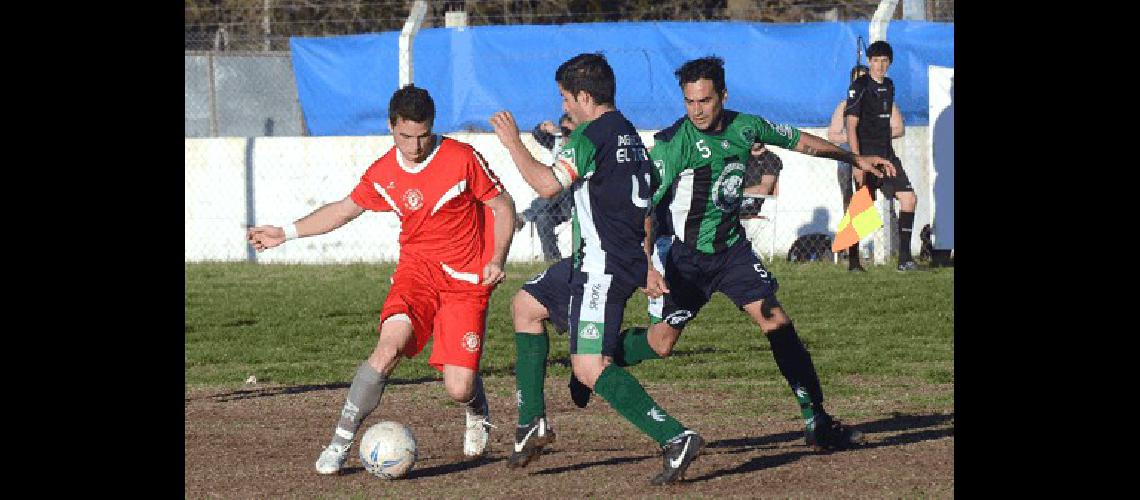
<box><xmin>686</xmin><ymin>412</ymin><xmax>954</xmax><ymax>483</ymax></box>
<box><xmin>200</xmin><ymin>377</ymin><xmax>441</xmax><ymax>403</ymax></box>
<box><xmin>532</xmin><ymin>452</ymin><xmax>657</xmax><ymax>475</ymax></box>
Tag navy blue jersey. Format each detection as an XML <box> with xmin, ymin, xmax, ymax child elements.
<box><xmin>557</xmin><ymin>110</ymin><xmax>653</xmax><ymax>286</ymax></box>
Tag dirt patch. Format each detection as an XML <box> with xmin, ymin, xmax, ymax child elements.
<box><xmin>186</xmin><ymin>377</ymin><xmax>953</xmax><ymax>498</ymax></box>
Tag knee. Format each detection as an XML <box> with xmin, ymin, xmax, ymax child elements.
<box><xmin>444</xmin><ymin>378</ymin><xmax>474</xmax><ymax>403</ymax></box>
<box><xmin>753</xmin><ymin>305</ymin><xmax>791</xmax><ymax>333</ymax></box>
<box><xmin>511</xmin><ymin>292</ymin><xmax>547</xmax><ymax>325</ymax></box>
<box><xmin>570</xmin><ymin>359</ymin><xmax>606</xmax><ymax>389</ymax></box>
<box><xmin>759</xmin><ymin>318</ymin><xmax>792</xmax><ymax>335</ymax></box>
<box><xmin>648</xmin><ymin>325</ymin><xmax>680</xmax><ymax>357</ymax></box>
<box><xmin>899</xmin><ymin>192</ymin><xmax>917</xmax><ymax>209</ymax></box>
<box><xmin>367</xmin><ymin>344</ymin><xmax>401</xmax><ymax>374</ymax></box>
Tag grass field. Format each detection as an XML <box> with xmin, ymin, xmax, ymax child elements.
<box><xmin>185</xmin><ymin>259</ymin><xmax>953</xmax><ymax>497</ymax></box>
<box><xmin>185</xmin><ymin>260</ymin><xmax>953</xmax><ymax>416</ymax></box>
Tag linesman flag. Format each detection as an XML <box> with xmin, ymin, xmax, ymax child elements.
<box><xmin>832</xmin><ymin>186</ymin><xmax>883</xmax><ymax>252</ymax></box>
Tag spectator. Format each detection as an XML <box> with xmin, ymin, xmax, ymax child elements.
<box><xmin>826</xmin><ymin>64</ymin><xmax>869</xmax><ymax>269</ymax></box>
<box><xmin>517</xmin><ymin>114</ymin><xmax>576</xmax><ymax>261</ymax></box>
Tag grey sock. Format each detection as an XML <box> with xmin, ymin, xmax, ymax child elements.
<box><xmin>330</xmin><ymin>362</ymin><xmax>386</xmax><ymax>448</ymax></box>
<box><xmin>464</xmin><ymin>374</ymin><xmax>488</xmax><ymax>418</ymax></box>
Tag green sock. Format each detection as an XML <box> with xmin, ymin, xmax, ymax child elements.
<box><xmin>515</xmin><ymin>332</ymin><xmax>549</xmax><ymax>425</ymax></box>
<box><xmin>594</xmin><ymin>364</ymin><xmax>685</xmax><ymax>446</ymax></box>
<box><xmin>617</xmin><ymin>327</ymin><xmax>661</xmax><ymax>367</ymax></box>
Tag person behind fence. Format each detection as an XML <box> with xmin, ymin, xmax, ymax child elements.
<box><xmin>738</xmin><ymin>142</ymin><xmax>782</xmax><ymax>218</ymax></box>
<box><xmin>515</xmin><ymin>114</ymin><xmax>577</xmax><ymax>261</ymax></box>
<box><xmin>489</xmin><ymin>52</ymin><xmax>705</xmax><ymax>486</ymax></box>
<box><xmin>844</xmin><ymin>40</ymin><xmax>916</xmax><ymax>272</ymax></box>
<box><xmin>566</xmin><ymin>56</ymin><xmax>896</xmax><ymax>455</ymax></box>
<box><xmin>827</xmin><ymin>64</ymin><xmax>869</xmax><ymax>270</ymax></box>
<box><xmin>246</xmin><ymin>84</ymin><xmax>517</xmax><ymax>475</ymax></box>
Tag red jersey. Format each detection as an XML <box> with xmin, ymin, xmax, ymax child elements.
<box><xmin>350</xmin><ymin>136</ymin><xmax>503</xmax><ymax>284</ymax></box>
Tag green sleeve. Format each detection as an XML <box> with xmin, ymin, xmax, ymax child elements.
<box><xmin>745</xmin><ymin>113</ymin><xmax>801</xmax><ymax>150</ymax></box>
<box><xmin>556</xmin><ymin>120</ymin><xmax>597</xmax><ymax>180</ymax></box>
<box><xmin>649</xmin><ymin>137</ymin><xmax>684</xmax><ymax>206</ymax></box>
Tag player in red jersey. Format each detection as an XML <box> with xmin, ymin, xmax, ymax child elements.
<box><xmin>247</xmin><ymin>85</ymin><xmax>517</xmax><ymax>474</ymax></box>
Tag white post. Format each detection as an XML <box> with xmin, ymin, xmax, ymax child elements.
<box><xmin>868</xmin><ymin>0</ymin><xmax>900</xmax><ymax>265</ymax></box>
<box><xmin>263</xmin><ymin>0</ymin><xmax>271</xmax><ymax>52</ymax></box>
<box><xmin>869</xmin><ymin>0</ymin><xmax>900</xmax><ymax>42</ymax></box>
<box><xmin>903</xmin><ymin>0</ymin><xmax>926</xmax><ymax>20</ymax></box>
<box><xmin>399</xmin><ymin>0</ymin><xmax>429</xmax><ymax>87</ymax></box>
<box><xmin>445</xmin><ymin>10</ymin><xmax>468</xmax><ymax>31</ymax></box>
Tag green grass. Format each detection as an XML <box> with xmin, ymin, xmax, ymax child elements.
<box><xmin>185</xmin><ymin>260</ymin><xmax>953</xmax><ymax>409</ymax></box>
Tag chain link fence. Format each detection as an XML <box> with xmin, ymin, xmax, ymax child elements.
<box><xmin>186</xmin><ymin>128</ymin><xmax>934</xmax><ymax>266</ymax></box>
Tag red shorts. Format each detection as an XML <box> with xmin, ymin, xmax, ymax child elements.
<box><xmin>378</xmin><ymin>258</ymin><xmax>492</xmax><ymax>371</ymax></box>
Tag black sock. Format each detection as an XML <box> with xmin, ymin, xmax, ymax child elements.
<box><xmin>847</xmin><ymin>243</ymin><xmax>860</xmax><ymax>269</ymax></box>
<box><xmin>766</xmin><ymin>323</ymin><xmax>826</xmax><ymax>421</ymax></box>
<box><xmin>898</xmin><ymin>210</ymin><xmax>915</xmax><ymax>261</ymax></box>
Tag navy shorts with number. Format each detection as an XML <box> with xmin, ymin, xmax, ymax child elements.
<box><xmin>649</xmin><ymin>235</ymin><xmax>779</xmax><ymax>329</ymax></box>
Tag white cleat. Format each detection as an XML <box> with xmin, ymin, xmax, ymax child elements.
<box><xmin>463</xmin><ymin>410</ymin><xmax>494</xmax><ymax>457</ymax></box>
<box><xmin>315</xmin><ymin>442</ymin><xmax>351</xmax><ymax>475</ymax></box>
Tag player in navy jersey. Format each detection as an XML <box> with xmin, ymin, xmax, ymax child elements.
<box><xmin>845</xmin><ymin>40</ymin><xmax>916</xmax><ymax>271</ymax></box>
<box><xmin>489</xmin><ymin>53</ymin><xmax>704</xmax><ymax>485</ymax></box>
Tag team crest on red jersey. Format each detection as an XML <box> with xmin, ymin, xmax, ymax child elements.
<box><xmin>462</xmin><ymin>331</ymin><xmax>480</xmax><ymax>353</ymax></box>
<box><xmin>403</xmin><ymin>189</ymin><xmax>424</xmax><ymax>211</ymax></box>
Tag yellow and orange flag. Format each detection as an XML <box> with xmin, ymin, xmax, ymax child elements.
<box><xmin>832</xmin><ymin>186</ymin><xmax>883</xmax><ymax>252</ymax></box>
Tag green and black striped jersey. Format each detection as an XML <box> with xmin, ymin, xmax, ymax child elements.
<box><xmin>650</xmin><ymin>110</ymin><xmax>801</xmax><ymax>254</ymax></box>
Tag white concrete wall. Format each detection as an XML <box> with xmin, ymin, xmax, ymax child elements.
<box><xmin>185</xmin><ymin>127</ymin><xmax>932</xmax><ymax>263</ymax></box>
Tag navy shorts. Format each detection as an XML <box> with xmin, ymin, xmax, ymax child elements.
<box><xmin>648</xmin><ymin>235</ymin><xmax>779</xmax><ymax>329</ymax></box>
<box><xmin>522</xmin><ymin>258</ymin><xmax>637</xmax><ymax>358</ymax></box>
<box><xmin>521</xmin><ymin>258</ymin><xmax>574</xmax><ymax>333</ymax></box>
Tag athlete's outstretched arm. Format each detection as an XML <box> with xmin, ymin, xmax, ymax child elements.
<box><xmin>248</xmin><ymin>195</ymin><xmax>365</xmax><ymax>251</ymax></box>
<box><xmin>792</xmin><ymin>132</ymin><xmax>896</xmax><ymax>179</ymax></box>
<box><xmin>489</xmin><ymin>111</ymin><xmax>564</xmax><ymax>198</ymax></box>
<box><xmin>480</xmin><ymin>191</ymin><xmax>517</xmax><ymax>286</ymax></box>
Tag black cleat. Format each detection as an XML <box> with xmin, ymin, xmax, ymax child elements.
<box><xmin>506</xmin><ymin>416</ymin><xmax>556</xmax><ymax>468</ymax></box>
<box><xmin>650</xmin><ymin>430</ymin><xmax>705</xmax><ymax>485</ymax></box>
<box><xmin>847</xmin><ymin>264</ymin><xmax>867</xmax><ymax>273</ymax></box>
<box><xmin>569</xmin><ymin>373</ymin><xmax>592</xmax><ymax>408</ymax></box>
<box><xmin>806</xmin><ymin>413</ymin><xmax>864</xmax><ymax>452</ymax></box>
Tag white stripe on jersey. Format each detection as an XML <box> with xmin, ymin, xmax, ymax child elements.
<box><xmin>372</xmin><ymin>182</ymin><xmax>404</xmax><ymax>217</ymax></box>
<box><xmin>472</xmin><ymin>150</ymin><xmax>504</xmax><ymax>194</ymax></box>
<box><xmin>441</xmin><ymin>262</ymin><xmax>480</xmax><ymax>284</ymax></box>
<box><xmin>431</xmin><ymin>179</ymin><xmax>467</xmax><ymax>215</ymax></box>
<box><xmin>573</xmin><ymin>181</ymin><xmax>606</xmax><ymax>273</ymax></box>
<box><xmin>670</xmin><ymin>171</ymin><xmax>695</xmax><ymax>240</ymax></box>
<box><xmin>577</xmin><ymin>272</ymin><xmax>612</xmax><ymax>324</ymax></box>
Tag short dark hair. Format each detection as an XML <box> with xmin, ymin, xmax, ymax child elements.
<box><xmin>555</xmin><ymin>53</ymin><xmax>615</xmax><ymax>106</ymax></box>
<box><xmin>850</xmin><ymin>64</ymin><xmax>869</xmax><ymax>82</ymax></box>
<box><xmin>866</xmin><ymin>41</ymin><xmax>893</xmax><ymax>62</ymax></box>
<box><xmin>675</xmin><ymin>57</ymin><xmax>726</xmax><ymax>95</ymax></box>
<box><xmin>388</xmin><ymin>84</ymin><xmax>435</xmax><ymax>125</ymax></box>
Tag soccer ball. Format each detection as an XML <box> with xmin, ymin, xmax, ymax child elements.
<box><xmin>358</xmin><ymin>421</ymin><xmax>418</xmax><ymax>479</ymax></box>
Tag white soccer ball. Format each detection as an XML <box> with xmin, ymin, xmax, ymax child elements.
<box><xmin>358</xmin><ymin>421</ymin><xmax>418</xmax><ymax>479</ymax></box>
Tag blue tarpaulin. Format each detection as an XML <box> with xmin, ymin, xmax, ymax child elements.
<box><xmin>290</xmin><ymin>20</ymin><xmax>953</xmax><ymax>136</ymax></box>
